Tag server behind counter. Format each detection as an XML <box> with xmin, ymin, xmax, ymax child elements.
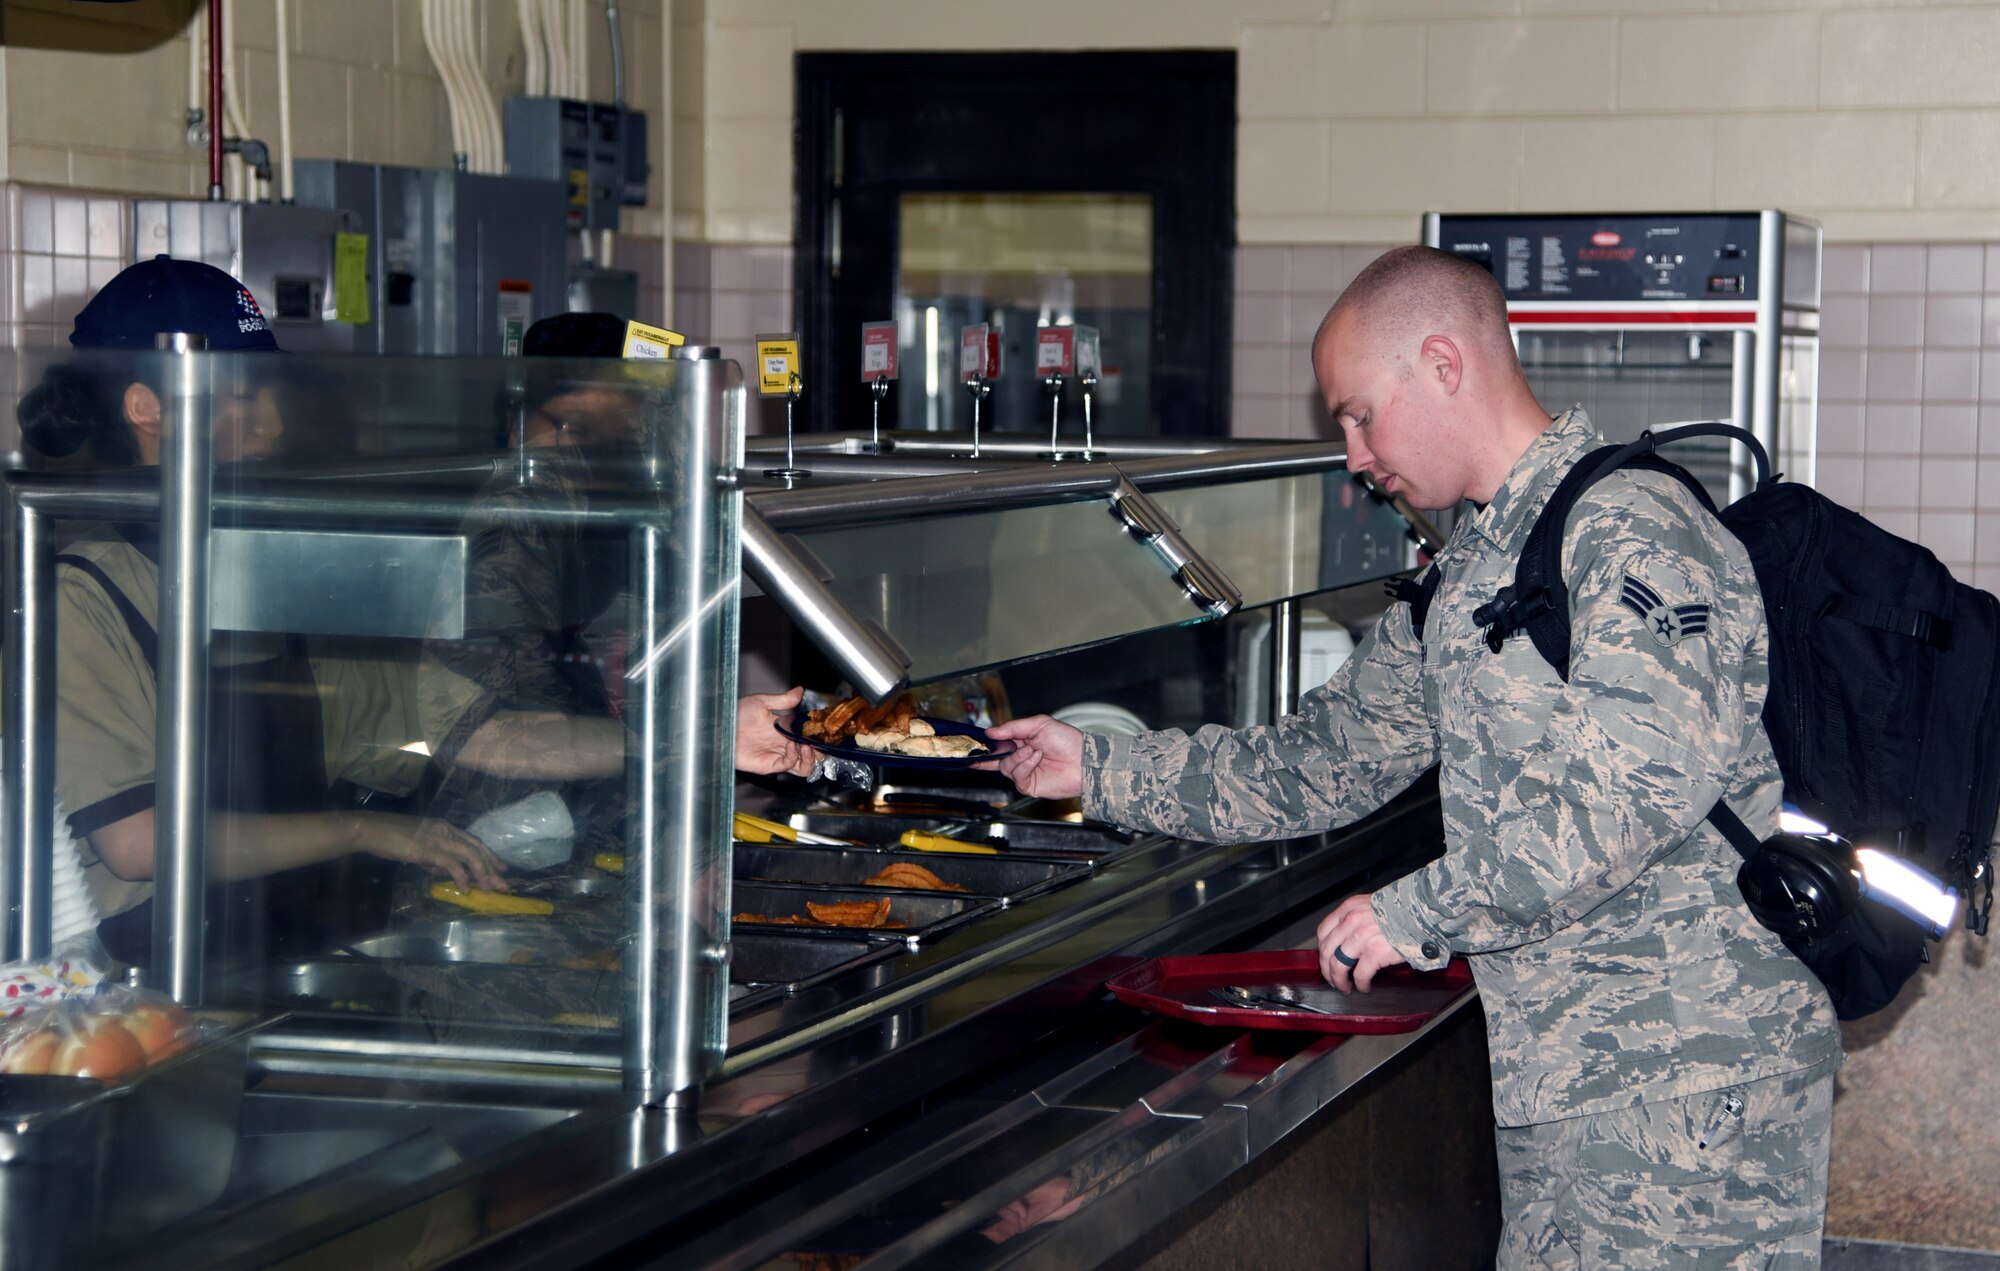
<box><xmin>418</xmin><ymin>310</ymin><xmax>815</xmax><ymax>858</ymax></box>
<box><xmin>24</xmin><ymin>255</ymin><xmax>507</xmax><ymax>967</ymax></box>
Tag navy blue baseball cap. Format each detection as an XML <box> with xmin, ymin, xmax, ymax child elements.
<box><xmin>523</xmin><ymin>311</ymin><xmax>628</xmax><ymax>359</ymax></box>
<box><xmin>70</xmin><ymin>255</ymin><xmax>281</xmax><ymax>352</ymax></box>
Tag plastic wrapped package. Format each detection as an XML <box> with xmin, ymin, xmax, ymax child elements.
<box><xmin>0</xmin><ymin>944</ymin><xmax>194</xmax><ymax>1080</ymax></box>
<box><xmin>466</xmin><ymin>790</ymin><xmax>576</xmax><ymax>871</ymax></box>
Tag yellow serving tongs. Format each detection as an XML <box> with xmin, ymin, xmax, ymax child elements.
<box><xmin>896</xmin><ymin>829</ymin><xmax>999</xmax><ymax>855</ymax></box>
<box><xmin>733</xmin><ymin>811</ymin><xmax>859</xmax><ymax>848</ymax></box>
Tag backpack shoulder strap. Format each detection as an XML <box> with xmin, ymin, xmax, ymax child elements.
<box><xmin>57</xmin><ymin>553</ymin><xmax>159</xmax><ymax>672</ymax></box>
<box><xmin>1705</xmin><ymin>798</ymin><xmax>1764</xmax><ymax>863</ymax></box>
<box><xmin>1477</xmin><ymin>423</ymin><xmax>1758</xmax><ymax>682</ymax></box>
<box><xmin>1385</xmin><ymin>566</ymin><xmax>1442</xmax><ymax>641</ymax></box>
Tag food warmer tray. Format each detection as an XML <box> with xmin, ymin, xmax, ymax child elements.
<box><xmin>731</xmin><ymin>843</ymin><xmax>1089</xmax><ymax>906</ymax></box>
<box><xmin>266</xmin><ymin>926</ymin><xmax>905</xmax><ymax>1024</ymax></box>
<box><xmin>785</xmin><ymin>810</ymin><xmax>1137</xmax><ymax>859</ymax></box>
<box><xmin>730</xmin><ymin>882</ymin><xmax>999</xmax><ymax>946</ymax></box>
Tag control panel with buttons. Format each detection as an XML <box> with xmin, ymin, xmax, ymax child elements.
<box><xmin>1435</xmin><ymin>213</ymin><xmax>1764</xmax><ymax>303</ymax></box>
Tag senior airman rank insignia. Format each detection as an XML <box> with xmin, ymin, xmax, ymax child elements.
<box><xmin>1620</xmin><ymin>572</ymin><xmax>1710</xmax><ymax>647</ymax></box>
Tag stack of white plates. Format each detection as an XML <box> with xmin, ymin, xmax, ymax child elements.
<box><xmin>22</xmin><ymin>796</ymin><xmax>99</xmax><ymax>948</ymax></box>
<box><xmin>1052</xmin><ymin>701</ymin><xmax>1148</xmax><ymax>738</ymax></box>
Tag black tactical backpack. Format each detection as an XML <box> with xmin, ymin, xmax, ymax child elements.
<box><xmin>1396</xmin><ymin>422</ymin><xmax>2000</xmax><ymax>1019</ymax></box>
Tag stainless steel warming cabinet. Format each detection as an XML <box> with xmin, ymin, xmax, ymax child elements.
<box><xmin>1425</xmin><ymin>210</ymin><xmax>1822</xmax><ymax>503</ymax></box>
<box><xmin>0</xmin><ymin>350</ymin><xmax>1489</xmax><ymax>1269</ymax></box>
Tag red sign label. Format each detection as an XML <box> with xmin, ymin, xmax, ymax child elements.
<box><xmin>1591</xmin><ymin>230</ymin><xmax>1622</xmax><ymax>247</ymax></box>
<box><xmin>861</xmin><ymin>320</ymin><xmax>898</xmax><ymax>381</ymax></box>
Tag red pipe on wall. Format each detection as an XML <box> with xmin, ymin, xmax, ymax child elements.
<box><xmin>207</xmin><ymin>0</ymin><xmax>224</xmax><ymax>199</ymax></box>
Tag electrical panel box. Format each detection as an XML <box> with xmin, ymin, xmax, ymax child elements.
<box><xmin>132</xmin><ymin>201</ymin><xmax>356</xmax><ymax>353</ymax></box>
<box><xmin>504</xmin><ymin>96</ymin><xmax>651</xmax><ymax>232</ymax></box>
<box><xmin>293</xmin><ymin>160</ymin><xmax>569</xmax><ymax>357</ymax></box>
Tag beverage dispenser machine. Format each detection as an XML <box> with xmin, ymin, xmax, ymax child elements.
<box><xmin>1424</xmin><ymin>211</ymin><xmax>1821</xmax><ymax>501</ymax></box>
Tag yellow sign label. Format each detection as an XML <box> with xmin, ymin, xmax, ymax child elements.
<box><xmin>755</xmin><ymin>333</ymin><xmax>801</xmax><ymax>397</ymax></box>
<box><xmin>333</xmin><ymin>231</ymin><xmax>370</xmax><ymax>325</ymax></box>
<box><xmin>623</xmin><ymin>320</ymin><xmax>686</xmax><ymax>360</ymax></box>
<box><xmin>568</xmin><ymin>167</ymin><xmax>591</xmax><ymax>207</ymax></box>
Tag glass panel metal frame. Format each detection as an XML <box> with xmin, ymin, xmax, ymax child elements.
<box><xmin>2</xmin><ymin>346</ymin><xmax>744</xmax><ymax>1100</ymax></box>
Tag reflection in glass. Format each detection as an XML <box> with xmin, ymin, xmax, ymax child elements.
<box><xmin>896</xmin><ymin>192</ymin><xmax>1153</xmax><ymax>437</ymax></box>
<box><xmin>796</xmin><ymin>497</ymin><xmax>1207</xmax><ymax>685</ymax></box>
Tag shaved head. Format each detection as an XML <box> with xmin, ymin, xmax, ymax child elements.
<box><xmin>1315</xmin><ymin>245</ymin><xmax>1517</xmax><ymax>375</ymax></box>
<box><xmin>1310</xmin><ymin>245</ymin><xmax>1554</xmax><ymax>508</ymax></box>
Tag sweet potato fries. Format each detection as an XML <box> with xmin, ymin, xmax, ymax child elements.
<box><xmin>801</xmin><ymin>693</ymin><xmax>919</xmax><ymax>746</ymax></box>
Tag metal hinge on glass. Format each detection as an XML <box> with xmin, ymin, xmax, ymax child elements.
<box><xmin>1106</xmin><ymin>476</ymin><xmax>1243</xmax><ymax>619</ymax></box>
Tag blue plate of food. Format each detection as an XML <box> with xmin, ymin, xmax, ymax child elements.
<box><xmin>780</xmin><ymin>694</ymin><xmax>1014</xmax><ymax>769</ymax></box>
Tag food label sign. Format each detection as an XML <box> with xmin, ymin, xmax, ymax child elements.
<box><xmin>756</xmin><ymin>332</ymin><xmax>801</xmax><ymax>397</ymax></box>
<box><xmin>1074</xmin><ymin>325</ymin><xmax>1101</xmax><ymax>378</ymax></box>
<box><xmin>623</xmin><ymin>320</ymin><xmax>686</xmax><ymax>360</ymax></box>
<box><xmin>959</xmin><ymin>324</ymin><xmax>990</xmax><ymax>381</ymax></box>
<box><xmin>1035</xmin><ymin>326</ymin><xmax>1075</xmax><ymax>378</ymax></box>
<box><xmin>861</xmin><ymin>320</ymin><xmax>898</xmax><ymax>381</ymax></box>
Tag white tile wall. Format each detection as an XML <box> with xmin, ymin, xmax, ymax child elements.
<box><xmin>1819</xmin><ymin>241</ymin><xmax>2000</xmax><ymax>594</ymax></box>
<box><xmin>1230</xmin><ymin>243</ymin><xmax>1390</xmax><ymax>441</ymax></box>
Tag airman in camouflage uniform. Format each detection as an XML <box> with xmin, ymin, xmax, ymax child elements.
<box><xmin>986</xmin><ymin>247</ymin><xmax>1842</xmax><ymax>1268</ymax></box>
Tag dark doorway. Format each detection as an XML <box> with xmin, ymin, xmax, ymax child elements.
<box><xmin>795</xmin><ymin>52</ymin><xmax>1236</xmax><ymax>438</ymax></box>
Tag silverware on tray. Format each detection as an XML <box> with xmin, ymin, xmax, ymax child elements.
<box><xmin>1210</xmin><ymin>984</ymin><xmax>1341</xmax><ymax>1015</ymax></box>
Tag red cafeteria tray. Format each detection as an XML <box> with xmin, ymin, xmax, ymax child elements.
<box><xmin>1104</xmin><ymin>949</ymin><xmax>1476</xmax><ymax>1034</ymax></box>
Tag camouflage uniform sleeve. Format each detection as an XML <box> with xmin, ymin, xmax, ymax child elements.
<box><xmin>420</xmin><ymin>480</ymin><xmax>568</xmax><ymax>770</ymax></box>
<box><xmin>1373</xmin><ymin>474</ymin><xmax>1754</xmax><ymax>966</ymax></box>
<box><xmin>1080</xmin><ymin>600</ymin><xmax>1437</xmax><ymax>843</ymax></box>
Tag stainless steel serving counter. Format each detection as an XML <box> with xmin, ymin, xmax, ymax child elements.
<box><xmin>1</xmin><ymin>339</ymin><xmax>1469</xmax><ymax>1268</ymax></box>
<box><xmin>102</xmin><ymin>777</ymin><xmax>1471</xmax><ymax>1270</ymax></box>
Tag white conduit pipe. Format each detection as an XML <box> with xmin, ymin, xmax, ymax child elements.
<box><xmin>446</xmin><ymin>0</ymin><xmax>489</xmax><ymax>170</ymax></box>
<box><xmin>188</xmin><ymin>8</ymin><xmax>204</xmax><ymax>121</ymax></box>
<box><xmin>534</xmin><ymin>0</ymin><xmax>559</xmax><ymax>97</ymax></box>
<box><xmin>563</xmin><ymin>0</ymin><xmax>581</xmax><ymax>98</ymax></box>
<box><xmin>468</xmin><ymin>1</ymin><xmax>500</xmax><ymax>170</ymax></box>
<box><xmin>421</xmin><ymin>0</ymin><xmax>473</xmax><ymax>165</ymax></box>
<box><xmin>450</xmin><ymin>0</ymin><xmax>504</xmax><ymax>173</ymax></box>
<box><xmin>517</xmin><ymin>0</ymin><xmax>546</xmax><ymax>97</ymax></box>
<box><xmin>569</xmin><ymin>0</ymin><xmax>587</xmax><ymax>98</ymax></box>
<box><xmin>543</xmin><ymin>0</ymin><xmax>571</xmax><ymax>98</ymax></box>
<box><xmin>274</xmin><ymin>0</ymin><xmax>294</xmax><ymax>200</ymax></box>
<box><xmin>469</xmin><ymin>0</ymin><xmax>505</xmax><ymax>172</ymax></box>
